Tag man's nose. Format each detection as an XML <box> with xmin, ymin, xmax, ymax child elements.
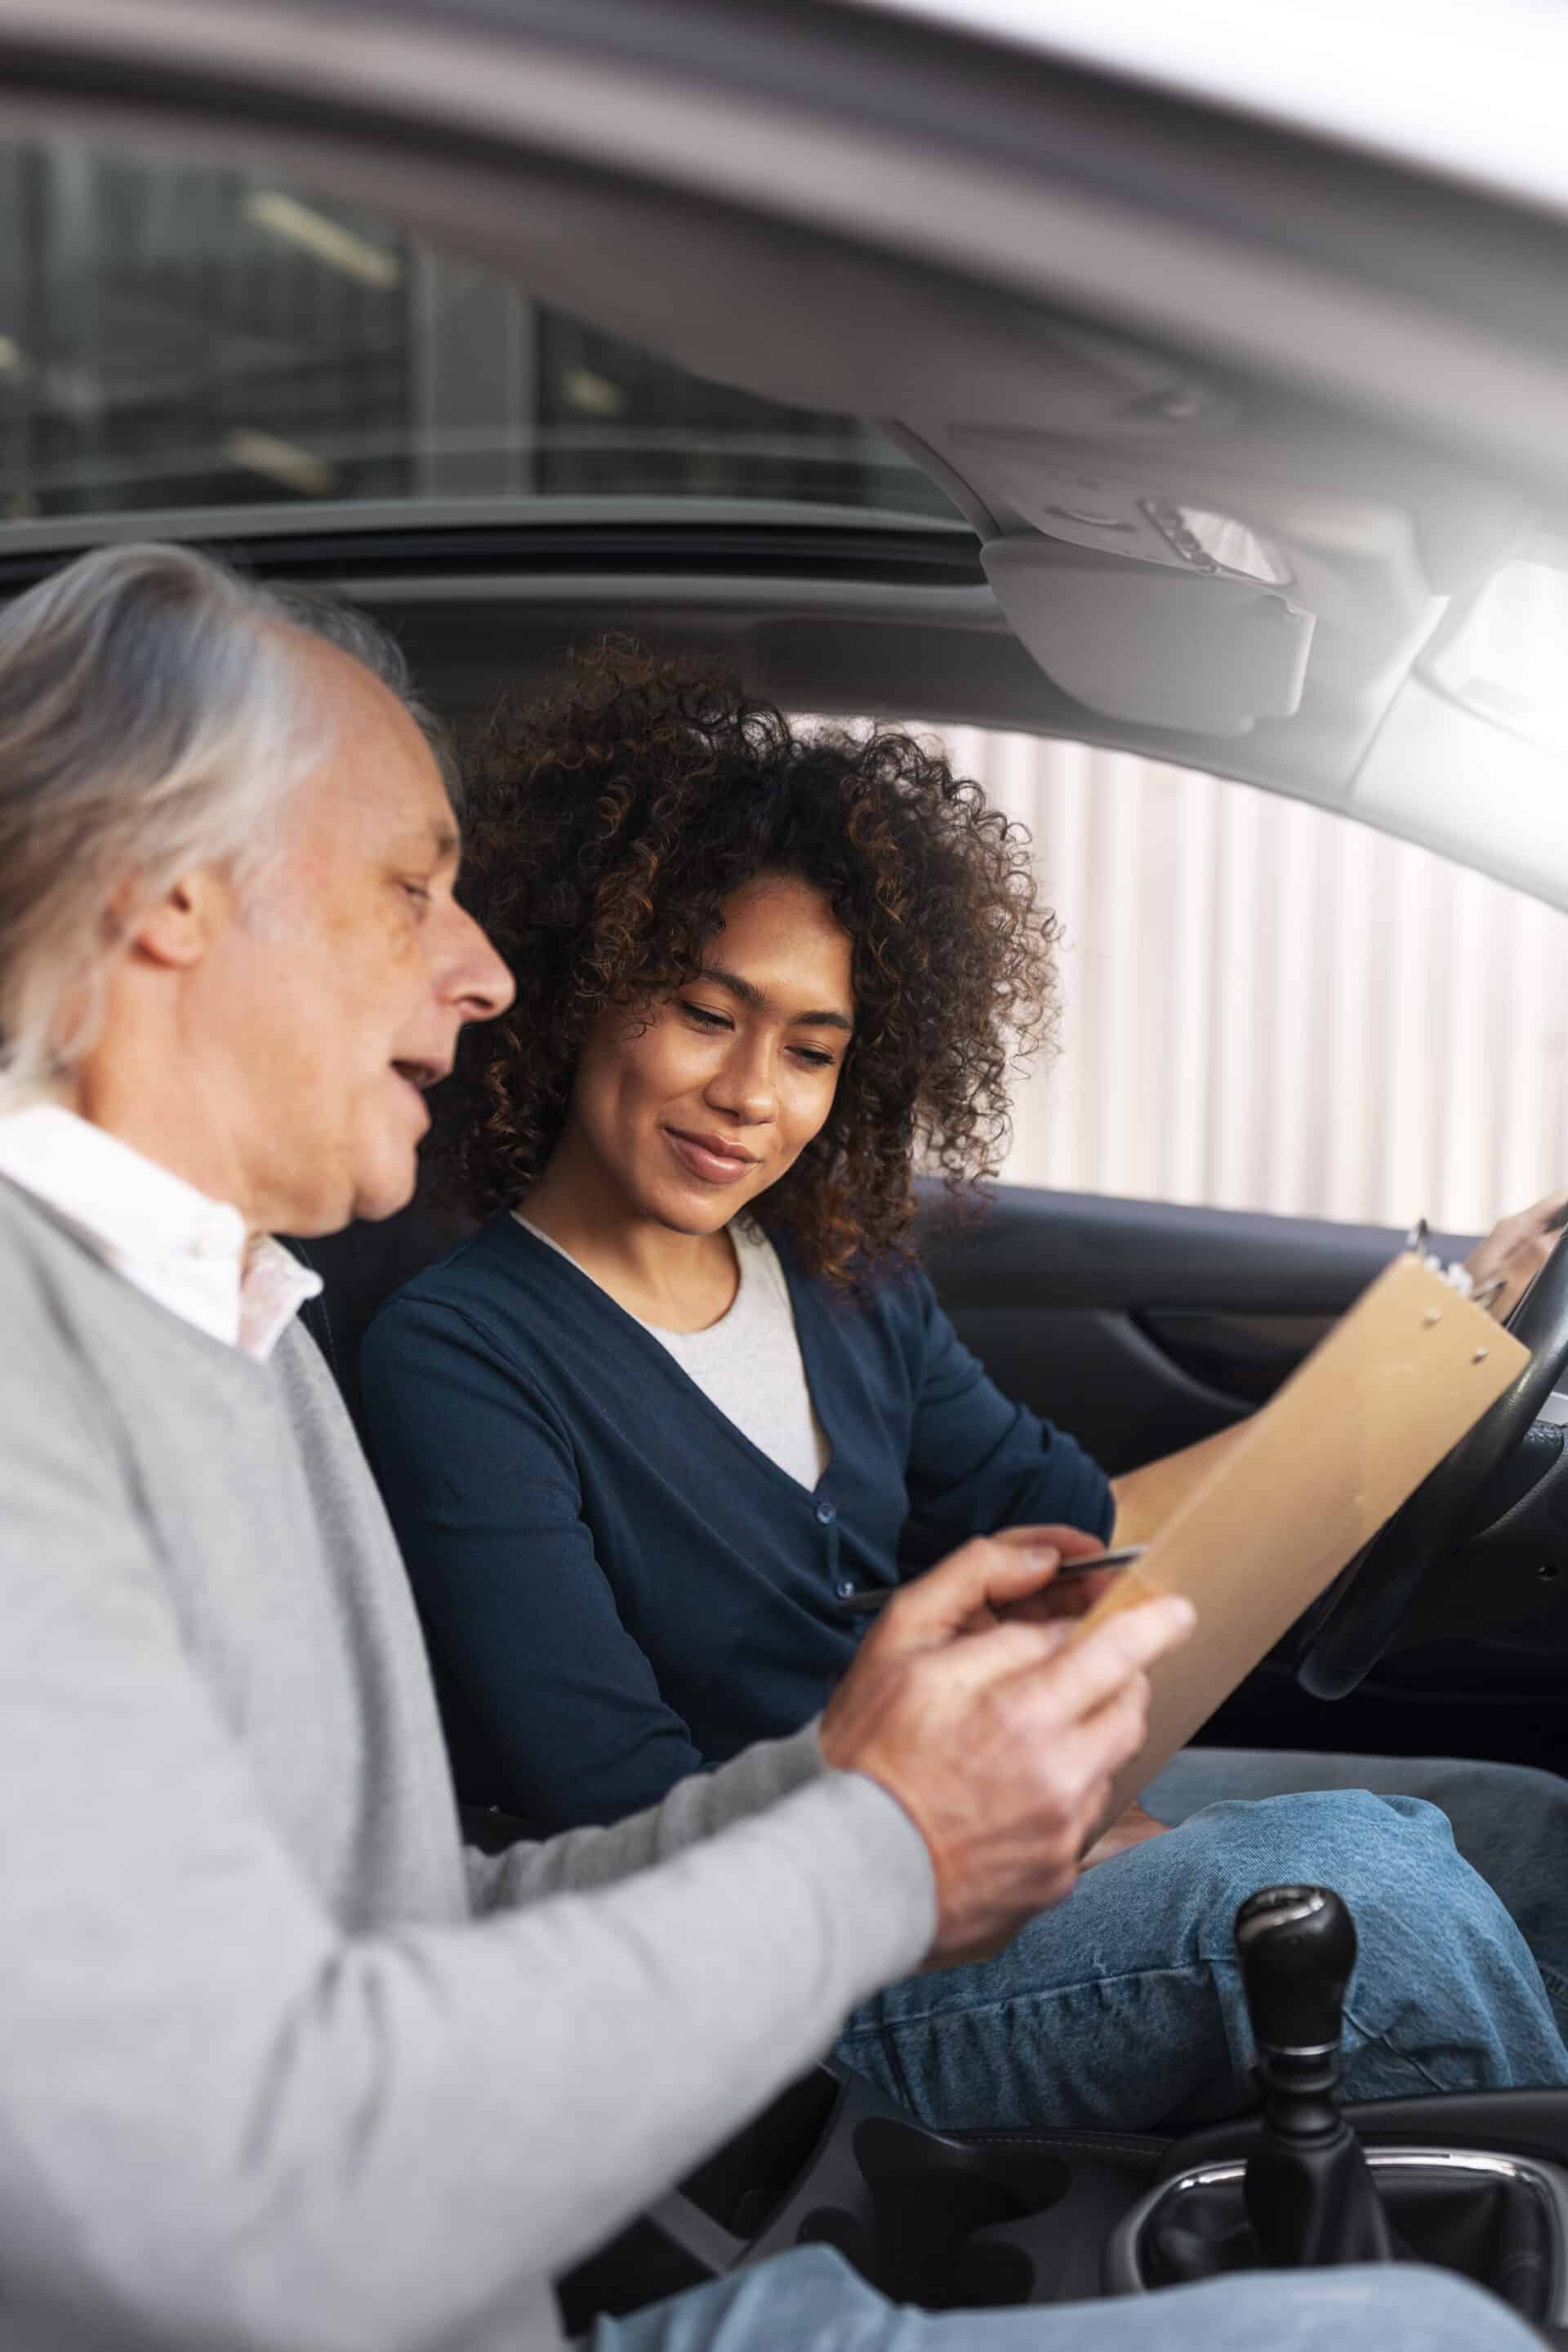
<box><xmin>439</xmin><ymin>906</ymin><xmax>515</xmax><ymax>1023</ymax></box>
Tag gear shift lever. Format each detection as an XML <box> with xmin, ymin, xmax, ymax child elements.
<box><xmin>1236</xmin><ymin>1885</ymin><xmax>1394</xmax><ymax>2267</ymax></box>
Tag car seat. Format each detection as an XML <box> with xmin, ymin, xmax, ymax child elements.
<box><xmin>286</xmin><ymin>1191</ymin><xmax>475</xmax><ymax>1446</ymax></box>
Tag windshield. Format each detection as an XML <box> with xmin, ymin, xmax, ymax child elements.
<box><xmin>0</xmin><ymin>143</ymin><xmax>960</xmax><ymax>531</ymax></box>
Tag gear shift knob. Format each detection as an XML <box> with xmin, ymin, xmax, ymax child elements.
<box><xmin>1236</xmin><ymin>1884</ymin><xmax>1394</xmax><ymax>2266</ymax></box>
<box><xmin>1236</xmin><ymin>1885</ymin><xmax>1357</xmax><ymax>2064</ymax></box>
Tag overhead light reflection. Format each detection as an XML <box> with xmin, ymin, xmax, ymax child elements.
<box><xmin>241</xmin><ymin>190</ymin><xmax>403</xmax><ymax>290</ymax></box>
<box><xmin>223</xmin><ymin>427</ymin><xmax>337</xmax><ymax>499</ymax></box>
<box><xmin>562</xmin><ymin>367</ymin><xmax>627</xmax><ymax>418</ymax></box>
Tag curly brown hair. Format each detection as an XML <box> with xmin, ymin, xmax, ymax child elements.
<box><xmin>432</xmin><ymin>639</ymin><xmax>1062</xmax><ymax>1282</ymax></box>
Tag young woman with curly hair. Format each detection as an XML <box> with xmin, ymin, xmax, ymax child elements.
<box><xmin>427</xmin><ymin>646</ymin><xmax>1060</xmax><ymax>1286</ymax></box>
<box><xmin>361</xmin><ymin>642</ymin><xmax>1568</xmax><ymax>2135</ymax></box>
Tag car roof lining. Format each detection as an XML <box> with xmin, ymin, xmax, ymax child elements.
<box><xmin>3</xmin><ymin>14</ymin><xmax>1568</xmax><ymax>899</ymax></box>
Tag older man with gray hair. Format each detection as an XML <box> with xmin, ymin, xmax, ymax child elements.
<box><xmin>0</xmin><ymin>540</ymin><xmax>1543</xmax><ymax>2352</ymax></box>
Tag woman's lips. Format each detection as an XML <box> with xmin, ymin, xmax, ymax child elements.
<box><xmin>664</xmin><ymin>1129</ymin><xmax>757</xmax><ymax>1186</ymax></box>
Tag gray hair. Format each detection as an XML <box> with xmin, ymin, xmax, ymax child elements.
<box><xmin>0</xmin><ymin>541</ymin><xmax>452</xmax><ymax>1098</ymax></box>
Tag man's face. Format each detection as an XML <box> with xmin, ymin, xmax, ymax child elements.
<box><xmin>196</xmin><ymin>639</ymin><xmax>513</xmax><ymax>1234</ymax></box>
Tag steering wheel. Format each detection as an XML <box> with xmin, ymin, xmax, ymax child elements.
<box><xmin>1296</xmin><ymin>1228</ymin><xmax>1568</xmax><ymax>1699</ymax></box>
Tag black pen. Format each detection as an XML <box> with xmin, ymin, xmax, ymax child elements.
<box><xmin>831</xmin><ymin>1544</ymin><xmax>1147</xmax><ymax>1618</ymax></box>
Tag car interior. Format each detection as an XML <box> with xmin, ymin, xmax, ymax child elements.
<box><xmin>11</xmin><ymin>0</ymin><xmax>1568</xmax><ymax>2334</ymax></box>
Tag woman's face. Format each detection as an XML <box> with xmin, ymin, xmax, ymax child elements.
<box><xmin>564</xmin><ymin>871</ymin><xmax>855</xmax><ymax>1234</ymax></box>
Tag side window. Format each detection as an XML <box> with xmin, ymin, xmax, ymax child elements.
<box><xmin>938</xmin><ymin>726</ymin><xmax>1568</xmax><ymax>1236</ymax></box>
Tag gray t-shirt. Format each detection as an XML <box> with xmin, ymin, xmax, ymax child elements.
<box><xmin>517</xmin><ymin>1214</ymin><xmax>831</xmax><ymax>1488</ymax></box>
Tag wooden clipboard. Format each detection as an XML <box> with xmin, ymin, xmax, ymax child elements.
<box><xmin>1074</xmin><ymin>1250</ymin><xmax>1527</xmax><ymax>1824</ymax></box>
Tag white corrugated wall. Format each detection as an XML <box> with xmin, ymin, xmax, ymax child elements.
<box><xmin>938</xmin><ymin>729</ymin><xmax>1568</xmax><ymax>1233</ymax></box>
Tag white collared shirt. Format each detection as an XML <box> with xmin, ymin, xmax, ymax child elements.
<box><xmin>0</xmin><ymin>1103</ymin><xmax>322</xmax><ymax>1360</ymax></box>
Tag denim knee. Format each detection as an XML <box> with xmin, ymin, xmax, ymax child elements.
<box><xmin>1177</xmin><ymin>1787</ymin><xmax>1479</xmax><ymax>1924</ymax></box>
<box><xmin>1180</xmin><ymin>1788</ymin><xmax>1568</xmax><ymax>2092</ymax></box>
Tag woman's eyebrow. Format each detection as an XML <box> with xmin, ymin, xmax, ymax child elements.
<box><xmin>698</xmin><ymin>963</ymin><xmax>854</xmax><ymax>1034</ymax></box>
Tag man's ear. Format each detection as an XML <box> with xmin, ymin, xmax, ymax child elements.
<box><xmin>119</xmin><ymin>868</ymin><xmax>229</xmax><ymax>970</ymax></box>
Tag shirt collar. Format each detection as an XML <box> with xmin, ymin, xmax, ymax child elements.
<box><xmin>0</xmin><ymin>1103</ymin><xmax>321</xmax><ymax>1360</ymax></box>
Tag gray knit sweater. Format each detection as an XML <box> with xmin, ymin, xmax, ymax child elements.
<box><xmin>0</xmin><ymin>1179</ymin><xmax>935</xmax><ymax>2352</ymax></box>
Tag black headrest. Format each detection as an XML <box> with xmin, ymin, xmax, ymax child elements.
<box><xmin>289</xmin><ymin>1196</ymin><xmax>477</xmax><ymax>1446</ymax></box>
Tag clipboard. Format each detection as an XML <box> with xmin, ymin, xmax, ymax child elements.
<box><xmin>1073</xmin><ymin>1250</ymin><xmax>1528</xmax><ymax>1827</ymax></box>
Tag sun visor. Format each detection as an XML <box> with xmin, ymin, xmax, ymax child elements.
<box><xmin>981</xmin><ymin>539</ymin><xmax>1315</xmax><ymax>736</ymax></box>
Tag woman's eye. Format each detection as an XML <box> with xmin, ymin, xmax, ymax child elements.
<box><xmin>681</xmin><ymin>1001</ymin><xmax>730</xmax><ymax>1031</ymax></box>
<box><xmin>400</xmin><ymin>880</ymin><xmax>432</xmax><ymax>907</ymax></box>
<box><xmin>793</xmin><ymin>1047</ymin><xmax>837</xmax><ymax>1069</ymax></box>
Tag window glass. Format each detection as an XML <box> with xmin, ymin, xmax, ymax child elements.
<box><xmin>941</xmin><ymin>726</ymin><xmax>1568</xmax><ymax>1236</ymax></box>
<box><xmin>0</xmin><ymin>145</ymin><xmax>959</xmax><ymax>527</ymax></box>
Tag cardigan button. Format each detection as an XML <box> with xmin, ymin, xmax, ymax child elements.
<box><xmin>835</xmin><ymin>1579</ymin><xmax>857</xmax><ymax>1600</ymax></box>
<box><xmin>815</xmin><ymin>1500</ymin><xmax>838</xmax><ymax>1525</ymax></box>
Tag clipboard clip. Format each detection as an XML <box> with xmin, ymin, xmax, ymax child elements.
<box><xmin>1405</xmin><ymin>1214</ymin><xmax>1478</xmax><ymax>1302</ymax></box>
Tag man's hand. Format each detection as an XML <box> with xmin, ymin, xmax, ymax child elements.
<box><xmin>1465</xmin><ymin>1187</ymin><xmax>1568</xmax><ymax>1321</ymax></box>
<box><xmin>937</xmin><ymin>1522</ymin><xmax>1132</xmax><ymax>1634</ymax></box>
<box><xmin>819</xmin><ymin>1534</ymin><xmax>1196</xmax><ymax>1966</ymax></box>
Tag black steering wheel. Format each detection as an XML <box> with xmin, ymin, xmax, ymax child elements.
<box><xmin>1297</xmin><ymin>1228</ymin><xmax>1568</xmax><ymax>1699</ymax></box>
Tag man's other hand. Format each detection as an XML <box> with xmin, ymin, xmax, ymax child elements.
<box><xmin>1466</xmin><ymin>1187</ymin><xmax>1568</xmax><ymax>1321</ymax></box>
<box><xmin>818</xmin><ymin>1535</ymin><xmax>1196</xmax><ymax>1966</ymax></box>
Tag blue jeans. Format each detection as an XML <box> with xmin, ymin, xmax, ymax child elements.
<box><xmin>835</xmin><ymin>1751</ymin><xmax>1568</xmax><ymax>2131</ymax></box>
<box><xmin>591</xmin><ymin>2243</ymin><xmax>1541</xmax><ymax>2352</ymax></box>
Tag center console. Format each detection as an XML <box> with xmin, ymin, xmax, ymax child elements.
<box><xmin>557</xmin><ymin>1885</ymin><xmax>1568</xmax><ymax>2341</ymax></box>
<box><xmin>557</xmin><ymin>2059</ymin><xmax>1169</xmax><ymax>2330</ymax></box>
<box><xmin>560</xmin><ymin>2070</ymin><xmax>1568</xmax><ymax>2335</ymax></box>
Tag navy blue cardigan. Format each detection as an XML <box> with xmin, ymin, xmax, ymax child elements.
<box><xmin>362</xmin><ymin>1214</ymin><xmax>1112</xmax><ymax>1831</ymax></box>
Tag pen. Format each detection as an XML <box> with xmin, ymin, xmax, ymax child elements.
<box><xmin>831</xmin><ymin>1544</ymin><xmax>1147</xmax><ymax>1617</ymax></box>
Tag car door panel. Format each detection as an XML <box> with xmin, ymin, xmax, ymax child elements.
<box><xmin>1142</xmin><ymin>1311</ymin><xmax>1337</xmax><ymax>1409</ymax></box>
<box><xmin>915</xmin><ymin>1183</ymin><xmax>1468</xmax><ymax>1476</ymax></box>
<box><xmin>934</xmin><ymin>1304</ymin><xmax>1247</xmax><ymax>1477</ymax></box>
